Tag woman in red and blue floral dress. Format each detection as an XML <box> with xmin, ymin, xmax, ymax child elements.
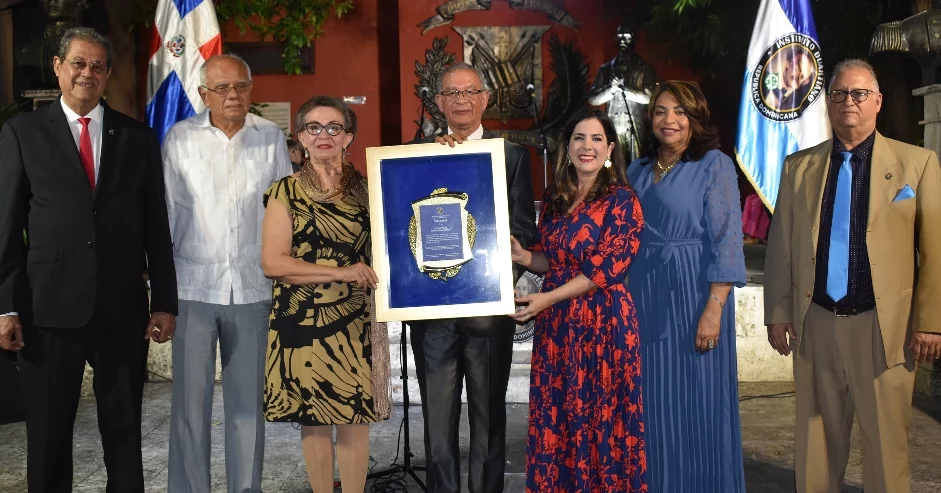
<box><xmin>510</xmin><ymin>108</ymin><xmax>647</xmax><ymax>492</ymax></box>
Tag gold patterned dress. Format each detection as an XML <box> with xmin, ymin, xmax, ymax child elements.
<box><xmin>263</xmin><ymin>174</ymin><xmax>385</xmax><ymax>425</ymax></box>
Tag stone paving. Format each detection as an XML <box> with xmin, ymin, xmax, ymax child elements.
<box><xmin>1</xmin><ymin>382</ymin><xmax>940</xmax><ymax>492</ymax></box>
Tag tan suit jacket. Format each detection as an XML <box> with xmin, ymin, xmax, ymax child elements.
<box><xmin>765</xmin><ymin>132</ymin><xmax>941</xmax><ymax>365</ymax></box>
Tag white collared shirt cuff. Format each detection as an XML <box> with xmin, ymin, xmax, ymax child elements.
<box><xmin>1</xmin><ymin>312</ymin><xmax>17</xmax><ymax>317</ymax></box>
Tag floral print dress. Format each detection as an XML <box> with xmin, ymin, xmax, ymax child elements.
<box><xmin>526</xmin><ymin>184</ymin><xmax>648</xmax><ymax>493</ymax></box>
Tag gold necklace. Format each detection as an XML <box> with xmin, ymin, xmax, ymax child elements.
<box><xmin>299</xmin><ymin>162</ymin><xmax>344</xmax><ymax>202</ymax></box>
<box><xmin>656</xmin><ymin>157</ymin><xmax>681</xmax><ymax>175</ymax></box>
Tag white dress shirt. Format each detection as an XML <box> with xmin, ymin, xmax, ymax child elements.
<box><xmin>1</xmin><ymin>99</ymin><xmax>104</xmax><ymax>319</ymax></box>
<box><xmin>162</xmin><ymin>110</ymin><xmax>292</xmax><ymax>305</ymax></box>
<box><xmin>448</xmin><ymin>124</ymin><xmax>484</xmax><ymax>141</ymax></box>
<box><xmin>61</xmin><ymin>98</ymin><xmax>103</xmax><ymax>179</ymax></box>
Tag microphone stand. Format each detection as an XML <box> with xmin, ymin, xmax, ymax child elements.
<box><xmin>415</xmin><ymin>94</ymin><xmax>428</xmax><ymax>141</ymax></box>
<box><xmin>620</xmin><ymin>88</ymin><xmax>640</xmax><ymax>163</ymax></box>
<box><xmin>366</xmin><ymin>324</ymin><xmax>427</xmax><ymax>490</ymax></box>
<box><xmin>530</xmin><ymin>88</ymin><xmax>549</xmax><ymax>190</ymax></box>
<box><xmin>527</xmin><ymin>35</ymin><xmax>549</xmax><ymax>189</ymax></box>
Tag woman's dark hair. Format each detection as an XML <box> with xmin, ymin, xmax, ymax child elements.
<box><xmin>641</xmin><ymin>80</ymin><xmax>720</xmax><ymax>162</ymax></box>
<box><xmin>294</xmin><ymin>95</ymin><xmax>358</xmax><ymax>146</ymax></box>
<box><xmin>546</xmin><ymin>108</ymin><xmax>630</xmax><ymax>216</ymax></box>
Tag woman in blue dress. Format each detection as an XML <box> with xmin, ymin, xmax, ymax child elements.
<box><xmin>626</xmin><ymin>81</ymin><xmax>747</xmax><ymax>492</ymax></box>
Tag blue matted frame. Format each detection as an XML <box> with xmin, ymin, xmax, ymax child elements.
<box><xmin>366</xmin><ymin>139</ymin><xmax>514</xmax><ymax>322</ymax></box>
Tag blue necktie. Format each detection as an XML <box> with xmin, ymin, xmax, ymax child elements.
<box><xmin>826</xmin><ymin>151</ymin><xmax>853</xmax><ymax>301</ymax></box>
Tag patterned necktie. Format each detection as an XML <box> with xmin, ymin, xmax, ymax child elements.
<box><xmin>78</xmin><ymin>117</ymin><xmax>95</xmax><ymax>189</ymax></box>
<box><xmin>826</xmin><ymin>151</ymin><xmax>853</xmax><ymax>301</ymax></box>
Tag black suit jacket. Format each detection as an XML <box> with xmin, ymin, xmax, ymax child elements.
<box><xmin>409</xmin><ymin>129</ymin><xmax>538</xmax><ymax>332</ymax></box>
<box><xmin>412</xmin><ymin>129</ymin><xmax>537</xmax><ymax>248</ymax></box>
<box><xmin>0</xmin><ymin>99</ymin><xmax>177</xmax><ymax>329</ymax></box>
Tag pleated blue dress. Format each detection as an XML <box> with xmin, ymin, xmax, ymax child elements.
<box><xmin>626</xmin><ymin>150</ymin><xmax>747</xmax><ymax>493</ymax></box>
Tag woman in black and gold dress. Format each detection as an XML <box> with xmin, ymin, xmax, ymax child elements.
<box><xmin>261</xmin><ymin>96</ymin><xmax>390</xmax><ymax>493</ymax></box>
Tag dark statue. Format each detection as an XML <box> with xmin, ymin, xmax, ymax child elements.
<box><xmin>870</xmin><ymin>0</ymin><xmax>941</xmax><ymax>85</ymax></box>
<box><xmin>40</xmin><ymin>0</ymin><xmax>88</xmax><ymax>86</ymax></box>
<box><xmin>587</xmin><ymin>25</ymin><xmax>657</xmax><ymax>164</ymax></box>
<box><xmin>11</xmin><ymin>0</ymin><xmax>89</xmax><ymax>98</ymax></box>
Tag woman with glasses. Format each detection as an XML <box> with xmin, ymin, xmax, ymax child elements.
<box><xmin>260</xmin><ymin>96</ymin><xmax>390</xmax><ymax>493</ymax></box>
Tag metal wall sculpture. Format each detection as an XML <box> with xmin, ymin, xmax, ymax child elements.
<box><xmin>419</xmin><ymin>0</ymin><xmax>581</xmax><ymax>34</ymax></box>
<box><xmin>413</xmin><ymin>32</ymin><xmax>589</xmax><ymax>152</ymax></box>
<box><xmin>454</xmin><ymin>25</ymin><xmax>550</xmax><ymax>122</ymax></box>
<box><xmin>414</xmin><ymin>36</ymin><xmax>456</xmax><ymax>138</ymax></box>
<box><xmin>491</xmin><ymin>33</ymin><xmax>590</xmax><ymax>152</ymax></box>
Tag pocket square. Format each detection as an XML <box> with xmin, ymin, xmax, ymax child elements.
<box><xmin>893</xmin><ymin>184</ymin><xmax>915</xmax><ymax>202</ymax></box>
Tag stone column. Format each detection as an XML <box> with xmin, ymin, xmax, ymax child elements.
<box><xmin>912</xmin><ymin>83</ymin><xmax>941</xmax><ymax>397</ymax></box>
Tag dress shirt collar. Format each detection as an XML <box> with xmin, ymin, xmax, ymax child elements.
<box><xmin>832</xmin><ymin>131</ymin><xmax>876</xmax><ymax>162</ymax></box>
<box><xmin>60</xmin><ymin>98</ymin><xmax>102</xmax><ymax>125</ymax></box>
<box><xmin>195</xmin><ymin>108</ymin><xmax>258</xmax><ymax>134</ymax></box>
<box><xmin>447</xmin><ymin>124</ymin><xmax>484</xmax><ymax>141</ymax></box>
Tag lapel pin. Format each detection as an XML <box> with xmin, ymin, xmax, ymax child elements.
<box><xmin>885</xmin><ymin>173</ymin><xmax>892</xmax><ymax>180</ymax></box>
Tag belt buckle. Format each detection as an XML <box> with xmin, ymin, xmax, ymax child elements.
<box><xmin>834</xmin><ymin>310</ymin><xmax>849</xmax><ymax>317</ymax></box>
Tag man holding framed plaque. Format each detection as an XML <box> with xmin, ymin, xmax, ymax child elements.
<box><xmin>407</xmin><ymin>62</ymin><xmax>537</xmax><ymax>493</ymax></box>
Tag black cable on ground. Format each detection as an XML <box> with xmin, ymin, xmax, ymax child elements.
<box><xmin>368</xmin><ymin>361</ymin><xmax>412</xmax><ymax>492</ymax></box>
<box><xmin>739</xmin><ymin>391</ymin><xmax>795</xmax><ymax>402</ymax></box>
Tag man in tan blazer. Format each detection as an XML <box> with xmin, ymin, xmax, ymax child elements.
<box><xmin>764</xmin><ymin>58</ymin><xmax>941</xmax><ymax>493</ymax></box>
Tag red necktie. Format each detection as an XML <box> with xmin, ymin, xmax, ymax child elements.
<box><xmin>78</xmin><ymin>117</ymin><xmax>95</xmax><ymax>189</ymax></box>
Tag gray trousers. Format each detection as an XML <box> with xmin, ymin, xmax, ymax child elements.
<box><xmin>168</xmin><ymin>298</ymin><xmax>269</xmax><ymax>493</ymax></box>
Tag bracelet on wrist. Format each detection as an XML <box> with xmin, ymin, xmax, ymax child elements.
<box><xmin>708</xmin><ymin>294</ymin><xmax>725</xmax><ymax>308</ymax></box>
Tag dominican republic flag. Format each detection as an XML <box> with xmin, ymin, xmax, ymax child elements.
<box><xmin>735</xmin><ymin>0</ymin><xmax>830</xmax><ymax>211</ymax></box>
<box><xmin>145</xmin><ymin>0</ymin><xmax>222</xmax><ymax>143</ymax></box>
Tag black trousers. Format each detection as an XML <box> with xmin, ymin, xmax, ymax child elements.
<box><xmin>409</xmin><ymin>318</ymin><xmax>515</xmax><ymax>493</ymax></box>
<box><xmin>18</xmin><ymin>322</ymin><xmax>147</xmax><ymax>493</ymax></box>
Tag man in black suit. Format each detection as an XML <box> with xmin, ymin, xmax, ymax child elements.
<box><xmin>408</xmin><ymin>62</ymin><xmax>537</xmax><ymax>493</ymax></box>
<box><xmin>0</xmin><ymin>27</ymin><xmax>177</xmax><ymax>492</ymax></box>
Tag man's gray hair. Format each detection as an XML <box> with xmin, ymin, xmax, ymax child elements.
<box><xmin>829</xmin><ymin>58</ymin><xmax>880</xmax><ymax>92</ymax></box>
<box><xmin>436</xmin><ymin>62</ymin><xmax>491</xmax><ymax>94</ymax></box>
<box><xmin>199</xmin><ymin>54</ymin><xmax>253</xmax><ymax>87</ymax></box>
<box><xmin>57</xmin><ymin>27</ymin><xmax>114</xmax><ymax>68</ymax></box>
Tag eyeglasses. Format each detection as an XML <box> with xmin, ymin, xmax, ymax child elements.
<box><xmin>827</xmin><ymin>89</ymin><xmax>875</xmax><ymax>103</ymax></box>
<box><xmin>201</xmin><ymin>82</ymin><xmax>252</xmax><ymax>96</ymax></box>
<box><xmin>439</xmin><ymin>89</ymin><xmax>486</xmax><ymax>99</ymax></box>
<box><xmin>62</xmin><ymin>58</ymin><xmax>108</xmax><ymax>75</ymax></box>
<box><xmin>301</xmin><ymin>122</ymin><xmax>346</xmax><ymax>136</ymax></box>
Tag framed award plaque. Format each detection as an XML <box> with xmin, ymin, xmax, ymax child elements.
<box><xmin>366</xmin><ymin>139</ymin><xmax>515</xmax><ymax>322</ymax></box>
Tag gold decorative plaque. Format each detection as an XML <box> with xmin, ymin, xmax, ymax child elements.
<box><xmin>409</xmin><ymin>188</ymin><xmax>477</xmax><ymax>281</ymax></box>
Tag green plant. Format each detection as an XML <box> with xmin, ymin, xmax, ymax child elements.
<box><xmin>134</xmin><ymin>0</ymin><xmax>354</xmax><ymax>75</ymax></box>
<box><xmin>217</xmin><ymin>0</ymin><xmax>353</xmax><ymax>75</ymax></box>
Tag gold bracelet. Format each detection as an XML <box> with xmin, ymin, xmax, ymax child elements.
<box><xmin>709</xmin><ymin>294</ymin><xmax>725</xmax><ymax>308</ymax></box>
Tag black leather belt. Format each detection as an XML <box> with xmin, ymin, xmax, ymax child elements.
<box><xmin>813</xmin><ymin>300</ymin><xmax>874</xmax><ymax>317</ymax></box>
